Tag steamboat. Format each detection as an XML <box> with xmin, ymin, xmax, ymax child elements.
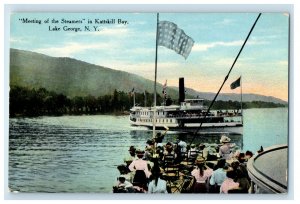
<box><xmin>129</xmin><ymin>78</ymin><xmax>243</xmax><ymax>134</ymax></box>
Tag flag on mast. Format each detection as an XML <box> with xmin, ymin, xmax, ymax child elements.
<box><xmin>230</xmin><ymin>77</ymin><xmax>241</xmax><ymax>89</ymax></box>
<box><xmin>158</xmin><ymin>21</ymin><xmax>194</xmax><ymax>59</ymax></box>
<box><xmin>130</xmin><ymin>88</ymin><xmax>135</xmax><ymax>96</ymax></box>
<box><xmin>162</xmin><ymin>80</ymin><xmax>167</xmax><ymax>98</ymax></box>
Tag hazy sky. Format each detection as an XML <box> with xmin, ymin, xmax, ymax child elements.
<box><xmin>10</xmin><ymin>12</ymin><xmax>289</xmax><ymax>101</ymax></box>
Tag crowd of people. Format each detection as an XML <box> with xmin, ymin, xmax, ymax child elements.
<box><xmin>113</xmin><ymin>132</ymin><xmax>255</xmax><ymax>194</ymax></box>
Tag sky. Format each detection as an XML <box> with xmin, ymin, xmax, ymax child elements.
<box><xmin>10</xmin><ymin>12</ymin><xmax>289</xmax><ymax>101</ymax></box>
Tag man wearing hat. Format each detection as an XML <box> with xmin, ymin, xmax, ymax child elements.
<box><xmin>219</xmin><ymin>135</ymin><xmax>234</xmax><ymax>160</ymax></box>
<box><xmin>124</xmin><ymin>146</ymin><xmax>137</xmax><ymax>167</ymax></box>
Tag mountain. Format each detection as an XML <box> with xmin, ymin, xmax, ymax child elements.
<box><xmin>10</xmin><ymin>48</ymin><xmax>287</xmax><ymax>105</ymax></box>
<box><xmin>10</xmin><ymin>48</ymin><xmax>179</xmax><ymax>98</ymax></box>
<box><xmin>182</xmin><ymin>87</ymin><xmax>288</xmax><ymax>105</ymax></box>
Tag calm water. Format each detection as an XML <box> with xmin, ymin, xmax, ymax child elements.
<box><xmin>8</xmin><ymin>108</ymin><xmax>288</xmax><ymax>193</ymax></box>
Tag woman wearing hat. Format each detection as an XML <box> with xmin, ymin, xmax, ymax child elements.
<box><xmin>128</xmin><ymin>149</ymin><xmax>151</xmax><ymax>191</ymax></box>
<box><xmin>191</xmin><ymin>156</ymin><xmax>213</xmax><ymax>193</ymax></box>
<box><xmin>220</xmin><ymin>170</ymin><xmax>239</xmax><ymax>193</ymax></box>
<box><xmin>219</xmin><ymin>135</ymin><xmax>235</xmax><ymax>160</ymax></box>
<box><xmin>148</xmin><ymin>164</ymin><xmax>168</xmax><ymax>194</ymax></box>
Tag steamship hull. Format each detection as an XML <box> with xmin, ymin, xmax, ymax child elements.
<box><xmin>130</xmin><ymin>121</ymin><xmax>243</xmax><ymax>134</ymax></box>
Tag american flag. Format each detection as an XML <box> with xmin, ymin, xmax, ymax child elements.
<box><xmin>158</xmin><ymin>21</ymin><xmax>194</xmax><ymax>59</ymax></box>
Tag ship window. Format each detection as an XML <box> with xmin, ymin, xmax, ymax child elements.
<box><xmin>170</xmin><ymin>119</ymin><xmax>173</xmax><ymax>123</ymax></box>
<box><xmin>166</xmin><ymin>119</ymin><xmax>168</xmax><ymax>123</ymax></box>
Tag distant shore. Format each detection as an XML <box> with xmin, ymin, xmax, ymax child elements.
<box><xmin>9</xmin><ymin>85</ymin><xmax>287</xmax><ymax>118</ymax></box>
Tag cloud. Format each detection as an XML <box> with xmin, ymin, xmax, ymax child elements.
<box><xmin>214</xmin><ymin>19</ymin><xmax>236</xmax><ymax>26</ymax></box>
<box><xmin>10</xmin><ymin>37</ymin><xmax>28</xmax><ymax>44</ymax></box>
<box><xmin>193</xmin><ymin>39</ymin><xmax>268</xmax><ymax>52</ymax></box>
<box><xmin>193</xmin><ymin>40</ymin><xmax>243</xmax><ymax>52</ymax></box>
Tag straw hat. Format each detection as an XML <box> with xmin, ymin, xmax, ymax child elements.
<box><xmin>195</xmin><ymin>156</ymin><xmax>206</xmax><ymax>164</ymax></box>
<box><xmin>220</xmin><ymin>135</ymin><xmax>231</xmax><ymax>143</ymax></box>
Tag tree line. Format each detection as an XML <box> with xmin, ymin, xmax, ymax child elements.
<box><xmin>208</xmin><ymin>100</ymin><xmax>286</xmax><ymax>110</ymax></box>
<box><xmin>9</xmin><ymin>86</ymin><xmax>163</xmax><ymax>117</ymax></box>
<box><xmin>9</xmin><ymin>86</ymin><xmax>286</xmax><ymax>117</ymax></box>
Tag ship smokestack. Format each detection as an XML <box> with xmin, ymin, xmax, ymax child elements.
<box><xmin>179</xmin><ymin>77</ymin><xmax>185</xmax><ymax>103</ymax></box>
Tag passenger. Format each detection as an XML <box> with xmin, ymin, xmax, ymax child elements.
<box><xmin>124</xmin><ymin>146</ymin><xmax>137</xmax><ymax>167</ymax></box>
<box><xmin>163</xmin><ymin>142</ymin><xmax>177</xmax><ymax>164</ymax></box>
<box><xmin>146</xmin><ymin>139</ymin><xmax>155</xmax><ymax>150</ymax></box>
<box><xmin>234</xmin><ymin>167</ymin><xmax>250</xmax><ymax>193</ymax></box>
<box><xmin>128</xmin><ymin>149</ymin><xmax>151</xmax><ymax>190</ymax></box>
<box><xmin>188</xmin><ymin>144</ymin><xmax>198</xmax><ymax>163</ymax></box>
<box><xmin>154</xmin><ymin>126</ymin><xmax>169</xmax><ymax>147</ymax></box>
<box><xmin>245</xmin><ymin>150</ymin><xmax>253</xmax><ymax>161</ymax></box>
<box><xmin>148</xmin><ymin>168</ymin><xmax>168</xmax><ymax>194</ymax></box>
<box><xmin>219</xmin><ymin>135</ymin><xmax>235</xmax><ymax>160</ymax></box>
<box><xmin>144</xmin><ymin>146</ymin><xmax>153</xmax><ymax>161</ymax></box>
<box><xmin>163</xmin><ymin>142</ymin><xmax>175</xmax><ymax>154</ymax></box>
<box><xmin>117</xmin><ymin>164</ymin><xmax>133</xmax><ymax>183</ymax></box>
<box><xmin>154</xmin><ymin>135</ymin><xmax>164</xmax><ymax>148</ymax></box>
<box><xmin>230</xmin><ymin>160</ymin><xmax>240</xmax><ymax>171</ymax></box>
<box><xmin>198</xmin><ymin>143</ymin><xmax>209</xmax><ymax>160</ymax></box>
<box><xmin>177</xmin><ymin>135</ymin><xmax>187</xmax><ymax>158</ymax></box>
<box><xmin>209</xmin><ymin>159</ymin><xmax>228</xmax><ymax>193</ymax></box>
<box><xmin>154</xmin><ymin>146</ymin><xmax>164</xmax><ymax>162</ymax></box>
<box><xmin>220</xmin><ymin>170</ymin><xmax>239</xmax><ymax>193</ymax></box>
<box><xmin>113</xmin><ymin>176</ymin><xmax>134</xmax><ymax>193</ymax></box>
<box><xmin>191</xmin><ymin>156</ymin><xmax>213</xmax><ymax>193</ymax></box>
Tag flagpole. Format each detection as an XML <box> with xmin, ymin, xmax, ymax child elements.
<box><xmin>240</xmin><ymin>76</ymin><xmax>243</xmax><ymax>124</ymax></box>
<box><xmin>133</xmin><ymin>92</ymin><xmax>135</xmax><ymax>107</ymax></box>
<box><xmin>153</xmin><ymin>13</ymin><xmax>159</xmax><ymax>138</ymax></box>
<box><xmin>144</xmin><ymin>90</ymin><xmax>146</xmax><ymax>107</ymax></box>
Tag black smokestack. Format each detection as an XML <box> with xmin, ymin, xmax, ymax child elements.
<box><xmin>179</xmin><ymin>77</ymin><xmax>185</xmax><ymax>103</ymax></box>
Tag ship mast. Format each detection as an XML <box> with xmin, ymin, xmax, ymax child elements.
<box><xmin>241</xmin><ymin>75</ymin><xmax>243</xmax><ymax>124</ymax></box>
<box><xmin>152</xmin><ymin>13</ymin><xmax>159</xmax><ymax>138</ymax></box>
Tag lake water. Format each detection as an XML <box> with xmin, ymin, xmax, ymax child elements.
<box><xmin>8</xmin><ymin>108</ymin><xmax>288</xmax><ymax>193</ymax></box>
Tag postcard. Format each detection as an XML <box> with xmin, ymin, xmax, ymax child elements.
<box><xmin>8</xmin><ymin>11</ymin><xmax>289</xmax><ymax>195</ymax></box>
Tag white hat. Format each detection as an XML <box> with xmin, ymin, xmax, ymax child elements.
<box><xmin>220</xmin><ymin>135</ymin><xmax>231</xmax><ymax>143</ymax></box>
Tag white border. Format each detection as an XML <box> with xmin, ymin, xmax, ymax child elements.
<box><xmin>1</xmin><ymin>1</ymin><xmax>298</xmax><ymax>203</ymax></box>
